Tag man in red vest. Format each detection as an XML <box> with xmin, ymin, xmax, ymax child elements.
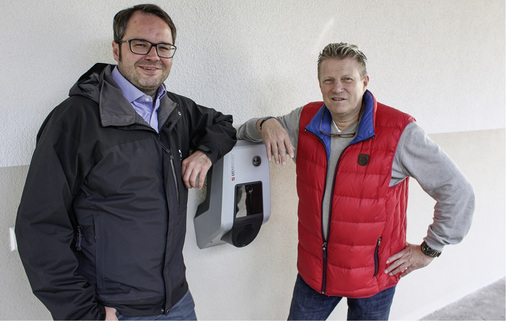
<box><xmin>237</xmin><ymin>43</ymin><xmax>474</xmax><ymax>320</ymax></box>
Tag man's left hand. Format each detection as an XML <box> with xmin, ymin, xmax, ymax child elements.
<box><xmin>104</xmin><ymin>307</ymin><xmax>118</xmax><ymax>320</ymax></box>
<box><xmin>182</xmin><ymin>151</ymin><xmax>212</xmax><ymax>189</ymax></box>
<box><xmin>384</xmin><ymin>243</ymin><xmax>434</xmax><ymax>278</ymax></box>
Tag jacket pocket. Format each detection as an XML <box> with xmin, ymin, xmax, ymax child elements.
<box><xmin>373</xmin><ymin>237</ymin><xmax>382</xmax><ymax>277</ymax></box>
<box><xmin>169</xmin><ymin>154</ymin><xmax>180</xmax><ymax>206</ymax></box>
<box><xmin>161</xmin><ymin>144</ymin><xmax>181</xmax><ymax>207</ymax></box>
<box><xmin>75</xmin><ymin>226</ymin><xmax>83</xmax><ymax>251</ymax></box>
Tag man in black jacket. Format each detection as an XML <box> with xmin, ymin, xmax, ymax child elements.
<box><xmin>15</xmin><ymin>4</ymin><xmax>236</xmax><ymax>320</ymax></box>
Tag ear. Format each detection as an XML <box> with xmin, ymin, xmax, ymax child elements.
<box><xmin>112</xmin><ymin>41</ymin><xmax>120</xmax><ymax>62</ymax></box>
<box><xmin>362</xmin><ymin>75</ymin><xmax>370</xmax><ymax>90</ymax></box>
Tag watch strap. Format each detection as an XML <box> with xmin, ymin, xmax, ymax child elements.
<box><xmin>259</xmin><ymin>116</ymin><xmax>274</xmax><ymax>130</ymax></box>
<box><xmin>421</xmin><ymin>241</ymin><xmax>442</xmax><ymax>258</ymax></box>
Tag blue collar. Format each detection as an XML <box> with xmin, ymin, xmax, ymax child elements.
<box><xmin>354</xmin><ymin>90</ymin><xmax>375</xmax><ymax>143</ymax></box>
<box><xmin>305</xmin><ymin>90</ymin><xmax>376</xmax><ymax>158</ymax></box>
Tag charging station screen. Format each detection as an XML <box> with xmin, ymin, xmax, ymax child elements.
<box><xmin>234</xmin><ymin>182</ymin><xmax>263</xmax><ymax>219</ymax></box>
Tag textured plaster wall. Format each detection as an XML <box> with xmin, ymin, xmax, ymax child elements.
<box><xmin>1</xmin><ymin>0</ymin><xmax>504</xmax><ymax>167</ymax></box>
<box><xmin>0</xmin><ymin>0</ymin><xmax>504</xmax><ymax>320</ymax></box>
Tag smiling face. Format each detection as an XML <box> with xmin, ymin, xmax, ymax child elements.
<box><xmin>319</xmin><ymin>57</ymin><xmax>369</xmax><ymax>127</ymax></box>
<box><xmin>112</xmin><ymin>11</ymin><xmax>173</xmax><ymax>96</ymax></box>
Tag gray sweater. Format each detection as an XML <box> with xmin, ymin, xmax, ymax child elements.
<box><xmin>237</xmin><ymin>106</ymin><xmax>475</xmax><ymax>251</ymax></box>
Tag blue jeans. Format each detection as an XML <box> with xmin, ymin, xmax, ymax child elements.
<box><xmin>288</xmin><ymin>274</ymin><xmax>396</xmax><ymax>320</ymax></box>
<box><xmin>116</xmin><ymin>290</ymin><xmax>197</xmax><ymax>320</ymax></box>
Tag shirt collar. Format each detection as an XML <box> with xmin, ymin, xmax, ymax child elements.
<box><xmin>111</xmin><ymin>66</ymin><xmax>166</xmax><ymax>104</ymax></box>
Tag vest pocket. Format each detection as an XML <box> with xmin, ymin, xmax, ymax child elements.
<box><xmin>373</xmin><ymin>237</ymin><xmax>382</xmax><ymax>277</ymax></box>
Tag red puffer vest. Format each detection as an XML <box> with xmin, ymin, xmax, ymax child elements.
<box><xmin>296</xmin><ymin>90</ymin><xmax>415</xmax><ymax>298</ymax></box>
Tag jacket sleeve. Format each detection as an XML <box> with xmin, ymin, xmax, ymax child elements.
<box><xmin>15</xmin><ymin>107</ymin><xmax>105</xmax><ymax>320</ymax></box>
<box><xmin>392</xmin><ymin>122</ymin><xmax>475</xmax><ymax>251</ymax></box>
<box><xmin>236</xmin><ymin>106</ymin><xmax>303</xmax><ymax>151</ymax></box>
<box><xmin>186</xmin><ymin>101</ymin><xmax>237</xmax><ymax>164</ymax></box>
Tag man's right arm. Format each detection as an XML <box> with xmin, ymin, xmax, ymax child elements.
<box><xmin>385</xmin><ymin>122</ymin><xmax>475</xmax><ymax>278</ymax></box>
<box><xmin>15</xmin><ymin>108</ymin><xmax>104</xmax><ymax>320</ymax></box>
<box><xmin>237</xmin><ymin>107</ymin><xmax>303</xmax><ymax>165</ymax></box>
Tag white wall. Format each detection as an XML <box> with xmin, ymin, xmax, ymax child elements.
<box><xmin>1</xmin><ymin>0</ymin><xmax>504</xmax><ymax>320</ymax></box>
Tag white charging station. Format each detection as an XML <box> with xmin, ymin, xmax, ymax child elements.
<box><xmin>194</xmin><ymin>140</ymin><xmax>270</xmax><ymax>249</ymax></box>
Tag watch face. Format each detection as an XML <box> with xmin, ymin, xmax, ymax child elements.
<box><xmin>422</xmin><ymin>242</ymin><xmax>441</xmax><ymax>257</ymax></box>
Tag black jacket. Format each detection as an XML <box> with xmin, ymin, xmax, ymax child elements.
<box><xmin>15</xmin><ymin>64</ymin><xmax>236</xmax><ymax>320</ymax></box>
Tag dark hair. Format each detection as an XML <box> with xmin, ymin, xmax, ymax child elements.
<box><xmin>317</xmin><ymin>43</ymin><xmax>367</xmax><ymax>79</ymax></box>
<box><xmin>113</xmin><ymin>4</ymin><xmax>177</xmax><ymax>44</ymax></box>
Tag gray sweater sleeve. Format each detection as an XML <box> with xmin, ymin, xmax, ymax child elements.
<box><xmin>392</xmin><ymin>122</ymin><xmax>475</xmax><ymax>251</ymax></box>
<box><xmin>236</xmin><ymin>117</ymin><xmax>264</xmax><ymax>142</ymax></box>
<box><xmin>236</xmin><ymin>107</ymin><xmax>303</xmax><ymax>159</ymax></box>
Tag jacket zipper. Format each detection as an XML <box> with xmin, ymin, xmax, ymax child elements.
<box><xmin>160</xmin><ymin>142</ymin><xmax>180</xmax><ymax>314</ymax></box>
<box><xmin>141</xmin><ymin>113</ymin><xmax>182</xmax><ymax>314</ymax></box>
<box><xmin>75</xmin><ymin>226</ymin><xmax>83</xmax><ymax>251</ymax></box>
<box><xmin>170</xmin><ymin>155</ymin><xmax>180</xmax><ymax>205</ymax></box>
<box><xmin>374</xmin><ymin>237</ymin><xmax>382</xmax><ymax>277</ymax></box>
<box><xmin>161</xmin><ymin>144</ymin><xmax>180</xmax><ymax>205</ymax></box>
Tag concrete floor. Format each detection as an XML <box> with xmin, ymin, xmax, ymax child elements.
<box><xmin>420</xmin><ymin>278</ymin><xmax>505</xmax><ymax>320</ymax></box>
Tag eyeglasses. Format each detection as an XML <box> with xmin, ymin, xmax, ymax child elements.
<box><xmin>318</xmin><ymin>112</ymin><xmax>356</xmax><ymax>138</ymax></box>
<box><xmin>319</xmin><ymin>128</ymin><xmax>356</xmax><ymax>138</ymax></box>
<box><xmin>118</xmin><ymin>39</ymin><xmax>177</xmax><ymax>58</ymax></box>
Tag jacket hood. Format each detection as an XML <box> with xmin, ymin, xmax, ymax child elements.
<box><xmin>69</xmin><ymin>63</ymin><xmax>111</xmax><ymax>103</ymax></box>
<box><xmin>67</xmin><ymin>63</ymin><xmax>145</xmax><ymax>128</ymax></box>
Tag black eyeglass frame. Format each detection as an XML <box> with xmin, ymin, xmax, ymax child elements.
<box><xmin>117</xmin><ymin>38</ymin><xmax>177</xmax><ymax>58</ymax></box>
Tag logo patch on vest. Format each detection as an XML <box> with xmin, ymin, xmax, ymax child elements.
<box><xmin>358</xmin><ymin>154</ymin><xmax>370</xmax><ymax>166</ymax></box>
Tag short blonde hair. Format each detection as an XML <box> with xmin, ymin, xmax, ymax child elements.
<box><xmin>317</xmin><ymin>43</ymin><xmax>368</xmax><ymax>79</ymax></box>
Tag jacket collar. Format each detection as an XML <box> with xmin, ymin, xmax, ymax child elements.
<box><xmin>99</xmin><ymin>66</ymin><xmax>138</xmax><ymax>127</ymax></box>
<box><xmin>353</xmin><ymin>90</ymin><xmax>376</xmax><ymax>144</ymax></box>
<box><xmin>69</xmin><ymin>63</ymin><xmax>177</xmax><ymax>129</ymax></box>
<box><xmin>305</xmin><ymin>90</ymin><xmax>377</xmax><ymax>155</ymax></box>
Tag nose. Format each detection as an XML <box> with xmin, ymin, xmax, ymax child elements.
<box><xmin>145</xmin><ymin>45</ymin><xmax>160</xmax><ymax>60</ymax></box>
<box><xmin>331</xmin><ymin>81</ymin><xmax>344</xmax><ymax>93</ymax></box>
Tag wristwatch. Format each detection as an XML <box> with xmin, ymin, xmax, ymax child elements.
<box><xmin>259</xmin><ymin>116</ymin><xmax>274</xmax><ymax>131</ymax></box>
<box><xmin>421</xmin><ymin>241</ymin><xmax>442</xmax><ymax>258</ymax></box>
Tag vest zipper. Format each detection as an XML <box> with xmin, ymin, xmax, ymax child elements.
<box><xmin>305</xmin><ymin>128</ymin><xmax>331</xmax><ymax>294</ymax></box>
<box><xmin>321</xmin><ymin>241</ymin><xmax>328</xmax><ymax>294</ymax></box>
<box><xmin>305</xmin><ymin>109</ymin><xmax>376</xmax><ymax>295</ymax></box>
<box><xmin>374</xmin><ymin>237</ymin><xmax>382</xmax><ymax>277</ymax></box>
<box><xmin>306</xmin><ymin>127</ymin><xmax>340</xmax><ymax>295</ymax></box>
<box><xmin>322</xmin><ymin>141</ymin><xmax>359</xmax><ymax>293</ymax></box>
<box><xmin>305</xmin><ymin>129</ymin><xmax>332</xmax><ymax>294</ymax></box>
